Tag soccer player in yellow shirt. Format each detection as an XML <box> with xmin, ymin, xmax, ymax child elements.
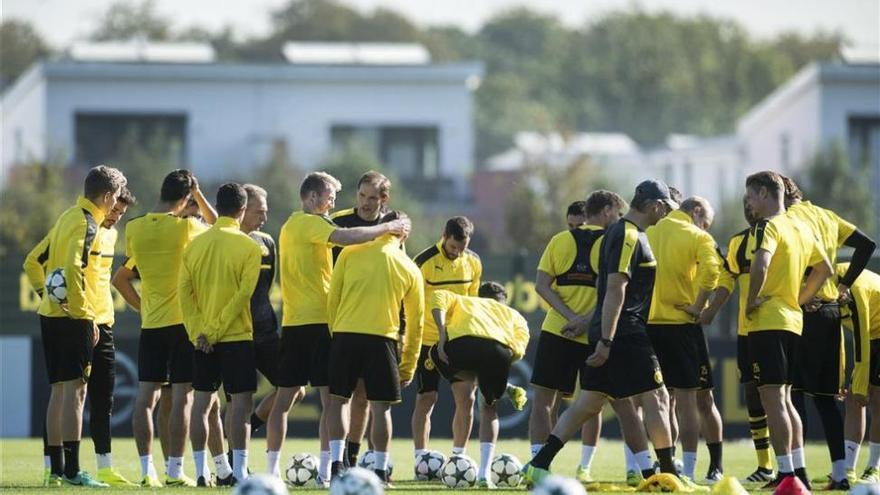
<box><xmin>743</xmin><ymin>171</ymin><xmax>833</xmax><ymax>490</ymax></box>
<box><xmin>265</xmin><ymin>172</ymin><xmax>410</xmax><ymax>484</ymax></box>
<box><xmin>31</xmin><ymin>165</ymin><xmax>127</xmax><ymax>488</ymax></box>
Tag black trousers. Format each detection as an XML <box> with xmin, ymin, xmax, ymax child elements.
<box><xmin>88</xmin><ymin>324</ymin><xmax>116</xmax><ymax>454</ymax></box>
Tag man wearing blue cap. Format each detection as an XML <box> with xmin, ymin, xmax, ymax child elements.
<box><xmin>523</xmin><ymin>180</ymin><xmax>689</xmax><ymax>488</ymax></box>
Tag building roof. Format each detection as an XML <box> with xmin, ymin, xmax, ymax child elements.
<box><xmin>486</xmin><ymin>131</ymin><xmax>642</xmax><ymax>170</ymax></box>
<box><xmin>282</xmin><ymin>42</ymin><xmax>431</xmax><ymax>65</ymax></box>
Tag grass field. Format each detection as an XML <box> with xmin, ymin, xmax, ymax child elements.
<box><xmin>0</xmin><ymin>438</ymin><xmax>849</xmax><ymax>493</ymax></box>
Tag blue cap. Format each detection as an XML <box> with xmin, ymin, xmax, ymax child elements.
<box><xmin>634</xmin><ymin>179</ymin><xmax>679</xmax><ymax>210</ymax></box>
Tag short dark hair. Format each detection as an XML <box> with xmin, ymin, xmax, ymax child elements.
<box><xmin>117</xmin><ymin>187</ymin><xmax>137</xmax><ymax>206</ymax></box>
<box><xmin>160</xmin><ymin>170</ymin><xmax>194</xmax><ymax>202</ymax></box>
<box><xmin>357</xmin><ymin>170</ymin><xmax>392</xmax><ymax>196</ymax></box>
<box><xmin>746</xmin><ymin>171</ymin><xmax>783</xmax><ymax>199</ymax></box>
<box><xmin>585</xmin><ymin>190</ymin><xmax>627</xmax><ymax>217</ymax></box>
<box><xmin>83</xmin><ymin>165</ymin><xmax>126</xmax><ymax>200</ymax></box>
<box><xmin>300</xmin><ymin>172</ymin><xmax>341</xmax><ymax>200</ymax></box>
<box><xmin>478</xmin><ymin>281</ymin><xmax>507</xmax><ymax>302</ymax></box>
<box><xmin>443</xmin><ymin>216</ymin><xmax>473</xmax><ymax>241</ymax></box>
<box><xmin>380</xmin><ymin>210</ymin><xmax>408</xmax><ymax>224</ymax></box>
<box><xmin>566</xmin><ymin>201</ymin><xmax>587</xmax><ymax>217</ymax></box>
<box><xmin>668</xmin><ymin>186</ymin><xmax>683</xmax><ymax>205</ymax></box>
<box><xmin>216</xmin><ymin>183</ymin><xmax>247</xmax><ymax>216</ymax></box>
<box><xmin>779</xmin><ymin>175</ymin><xmax>803</xmax><ymax>207</ymax></box>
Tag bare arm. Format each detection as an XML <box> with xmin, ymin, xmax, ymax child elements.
<box><xmin>699</xmin><ymin>286</ymin><xmax>732</xmax><ymax>326</ymax></box>
<box><xmin>329</xmin><ymin>218</ymin><xmax>410</xmax><ymax>246</ymax></box>
<box><xmin>799</xmin><ymin>257</ymin><xmax>833</xmax><ymax>306</ymax></box>
<box><xmin>600</xmin><ymin>273</ymin><xmax>628</xmax><ymax>341</ymax></box>
<box><xmin>746</xmin><ymin>249</ymin><xmax>771</xmax><ymax>316</ymax></box>
<box><xmin>535</xmin><ymin>270</ymin><xmax>579</xmax><ymax>321</ymax></box>
<box><xmin>191</xmin><ymin>180</ymin><xmax>217</xmax><ymax>225</ymax></box>
<box><xmin>112</xmin><ymin>265</ymin><xmax>141</xmax><ymax>312</ymax></box>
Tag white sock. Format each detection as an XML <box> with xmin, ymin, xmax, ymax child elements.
<box><xmin>319</xmin><ymin>451</ymin><xmax>331</xmax><ymax>480</ymax></box>
<box><xmin>832</xmin><ymin>459</ymin><xmax>847</xmax><ymax>482</ymax></box>
<box><xmin>140</xmin><ymin>454</ymin><xmax>157</xmax><ymax>478</ymax></box>
<box><xmin>478</xmin><ymin>443</ymin><xmax>495</xmax><ymax>481</ymax></box>
<box><xmin>580</xmin><ymin>445</ymin><xmax>596</xmax><ymax>469</ymax></box>
<box><xmin>683</xmin><ymin>451</ymin><xmax>697</xmax><ymax>479</ymax></box>
<box><xmin>777</xmin><ymin>454</ymin><xmax>794</xmax><ymax>473</ymax></box>
<box><xmin>167</xmin><ymin>456</ymin><xmax>184</xmax><ymax>479</ymax></box>
<box><xmin>792</xmin><ymin>448</ymin><xmax>806</xmax><ymax>470</ymax></box>
<box><xmin>233</xmin><ymin>450</ymin><xmax>248</xmax><ymax>481</ymax></box>
<box><xmin>624</xmin><ymin>444</ymin><xmax>638</xmax><ymax>472</ymax></box>
<box><xmin>634</xmin><ymin>450</ymin><xmax>654</xmax><ymax>472</ymax></box>
<box><xmin>846</xmin><ymin>440</ymin><xmax>862</xmax><ymax>470</ymax></box>
<box><xmin>452</xmin><ymin>446</ymin><xmax>465</xmax><ymax>455</ymax></box>
<box><xmin>193</xmin><ymin>451</ymin><xmax>207</xmax><ymax>479</ymax></box>
<box><xmin>96</xmin><ymin>453</ymin><xmax>112</xmax><ymax>470</ymax></box>
<box><xmin>214</xmin><ymin>453</ymin><xmax>232</xmax><ymax>479</ymax></box>
<box><xmin>414</xmin><ymin>449</ymin><xmax>427</xmax><ymax>459</ymax></box>
<box><xmin>330</xmin><ymin>440</ymin><xmax>345</xmax><ymax>463</ymax></box>
<box><xmin>266</xmin><ymin>451</ymin><xmax>281</xmax><ymax>477</ymax></box>
<box><xmin>531</xmin><ymin>444</ymin><xmax>543</xmax><ymax>457</ymax></box>
<box><xmin>44</xmin><ymin>455</ymin><xmax>51</xmax><ymax>469</ymax></box>
<box><xmin>870</xmin><ymin>442</ymin><xmax>880</xmax><ymax>469</ymax></box>
<box><xmin>374</xmin><ymin>452</ymin><xmax>389</xmax><ymax>471</ymax></box>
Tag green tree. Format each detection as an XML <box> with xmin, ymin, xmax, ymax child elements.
<box><xmin>248</xmin><ymin>140</ymin><xmax>305</xmax><ymax>238</ymax></box>
<box><xmin>90</xmin><ymin>0</ymin><xmax>172</xmax><ymax>41</ymax></box>
<box><xmin>0</xmin><ymin>20</ymin><xmax>50</xmax><ymax>90</ymax></box>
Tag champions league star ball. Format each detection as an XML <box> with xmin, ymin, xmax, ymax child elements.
<box><xmin>532</xmin><ymin>475</ymin><xmax>588</xmax><ymax>495</ymax></box>
<box><xmin>440</xmin><ymin>454</ymin><xmax>477</xmax><ymax>489</ymax></box>
<box><xmin>45</xmin><ymin>267</ymin><xmax>67</xmax><ymax>304</ymax></box>
<box><xmin>233</xmin><ymin>474</ymin><xmax>288</xmax><ymax>495</ymax></box>
<box><xmin>329</xmin><ymin>467</ymin><xmax>385</xmax><ymax>495</ymax></box>
<box><xmin>358</xmin><ymin>450</ymin><xmax>394</xmax><ymax>476</ymax></box>
<box><xmin>490</xmin><ymin>453</ymin><xmax>523</xmax><ymax>487</ymax></box>
<box><xmin>414</xmin><ymin>451</ymin><xmax>447</xmax><ymax>481</ymax></box>
<box><xmin>285</xmin><ymin>453</ymin><xmax>319</xmax><ymax>486</ymax></box>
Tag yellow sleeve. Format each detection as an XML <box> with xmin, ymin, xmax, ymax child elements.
<box><xmin>849</xmin><ymin>292</ymin><xmax>872</xmax><ymax>396</ymax></box>
<box><xmin>834</xmin><ymin>212</ymin><xmax>857</xmax><ymax>247</ymax></box>
<box><xmin>753</xmin><ymin>219</ymin><xmax>778</xmax><ymax>255</ymax></box>
<box><xmin>537</xmin><ymin>236</ymin><xmax>560</xmax><ymax>276</ymax></box>
<box><xmin>210</xmin><ymin>242</ymin><xmax>263</xmax><ymax>342</ymax></box>
<box><xmin>178</xmin><ymin>251</ymin><xmax>203</xmax><ymax>343</ymax></box>
<box><xmin>307</xmin><ymin>215</ymin><xmax>338</xmax><ymax>245</ymax></box>
<box><xmin>187</xmin><ymin>217</ymin><xmax>209</xmax><ymax>241</ymax></box>
<box><xmin>696</xmin><ymin>233</ymin><xmax>722</xmax><ymax>291</ymax></box>
<box><xmin>469</xmin><ymin>256</ymin><xmax>482</xmax><ymax>296</ymax></box>
<box><xmin>399</xmin><ymin>268</ymin><xmax>425</xmax><ymax>382</ymax></box>
<box><xmin>23</xmin><ymin>234</ymin><xmax>51</xmax><ymax>296</ymax></box>
<box><xmin>65</xmin><ymin>217</ymin><xmax>97</xmax><ymax>319</ymax></box>
<box><xmin>431</xmin><ymin>290</ymin><xmax>457</xmax><ymax>313</ymax></box>
<box><xmin>327</xmin><ymin>250</ymin><xmax>347</xmax><ymax>332</ymax></box>
<box><xmin>508</xmin><ymin>312</ymin><xmax>530</xmax><ymax>361</ymax></box>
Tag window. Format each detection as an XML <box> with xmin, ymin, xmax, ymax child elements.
<box><xmin>74</xmin><ymin>113</ymin><xmax>187</xmax><ymax>168</ymax></box>
<box><xmin>849</xmin><ymin>116</ymin><xmax>880</xmax><ymax>172</ymax></box>
<box><xmin>330</xmin><ymin>125</ymin><xmax>439</xmax><ymax>179</ymax></box>
<box><xmin>779</xmin><ymin>132</ymin><xmax>791</xmax><ymax>170</ymax></box>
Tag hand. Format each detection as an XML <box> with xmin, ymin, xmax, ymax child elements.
<box><xmin>189</xmin><ymin>174</ymin><xmax>200</xmax><ymax>192</ymax></box>
<box><xmin>59</xmin><ymin>302</ymin><xmax>70</xmax><ymax>315</ymax></box>
<box><xmin>586</xmin><ymin>341</ymin><xmax>610</xmax><ymax>367</ymax></box>
<box><xmin>92</xmin><ymin>322</ymin><xmax>100</xmax><ymax>347</ymax></box>
<box><xmin>676</xmin><ymin>302</ymin><xmax>703</xmax><ymax>320</ymax></box>
<box><xmin>745</xmin><ymin>296</ymin><xmax>768</xmax><ymax>319</ymax></box>
<box><xmin>196</xmin><ymin>334</ymin><xmax>213</xmax><ymax>353</ymax></box>
<box><xmin>697</xmin><ymin>308</ymin><xmax>718</xmax><ymax>326</ymax></box>
<box><xmin>561</xmin><ymin>315</ymin><xmax>590</xmax><ymax>338</ymax></box>
<box><xmin>803</xmin><ymin>297</ymin><xmax>823</xmax><ymax>313</ymax></box>
<box><xmin>386</xmin><ymin>218</ymin><xmax>412</xmax><ymax>237</ymax></box>
<box><xmin>437</xmin><ymin>342</ymin><xmax>449</xmax><ymax>364</ymax></box>
<box><xmin>400</xmin><ymin>379</ymin><xmax>412</xmax><ymax>389</ymax></box>
<box><xmin>837</xmin><ymin>284</ymin><xmax>852</xmax><ymax>304</ymax></box>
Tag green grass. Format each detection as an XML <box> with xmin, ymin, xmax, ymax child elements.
<box><xmin>0</xmin><ymin>438</ymin><xmax>848</xmax><ymax>493</ymax></box>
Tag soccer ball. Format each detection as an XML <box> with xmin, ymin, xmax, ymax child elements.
<box><xmin>285</xmin><ymin>453</ymin><xmax>318</xmax><ymax>486</ymax></box>
<box><xmin>532</xmin><ymin>474</ymin><xmax>587</xmax><ymax>495</ymax></box>
<box><xmin>357</xmin><ymin>450</ymin><xmax>393</xmax><ymax>476</ymax></box>
<box><xmin>329</xmin><ymin>467</ymin><xmax>384</xmax><ymax>495</ymax></box>
<box><xmin>489</xmin><ymin>453</ymin><xmax>523</xmax><ymax>487</ymax></box>
<box><xmin>233</xmin><ymin>474</ymin><xmax>288</xmax><ymax>495</ymax></box>
<box><xmin>414</xmin><ymin>450</ymin><xmax>446</xmax><ymax>481</ymax></box>
<box><xmin>439</xmin><ymin>454</ymin><xmax>477</xmax><ymax>489</ymax></box>
<box><xmin>44</xmin><ymin>268</ymin><xmax>67</xmax><ymax>304</ymax></box>
<box><xmin>851</xmin><ymin>483</ymin><xmax>880</xmax><ymax>495</ymax></box>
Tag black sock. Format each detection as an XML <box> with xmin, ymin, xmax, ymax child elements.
<box><xmin>706</xmin><ymin>442</ymin><xmax>723</xmax><ymax>471</ymax></box>
<box><xmin>655</xmin><ymin>447</ymin><xmax>676</xmax><ymax>475</ymax></box>
<box><xmin>374</xmin><ymin>469</ymin><xmax>388</xmax><ymax>482</ymax></box>
<box><xmin>48</xmin><ymin>445</ymin><xmax>64</xmax><ymax>476</ymax></box>
<box><xmin>794</xmin><ymin>467</ymin><xmax>811</xmax><ymax>488</ymax></box>
<box><xmin>531</xmin><ymin>435</ymin><xmax>564</xmax><ymax>470</ymax></box>
<box><xmin>347</xmin><ymin>441</ymin><xmax>361</xmax><ymax>467</ymax></box>
<box><xmin>62</xmin><ymin>441</ymin><xmax>80</xmax><ymax>478</ymax></box>
<box><xmin>42</xmin><ymin>424</ymin><xmax>49</xmax><ymax>457</ymax></box>
<box><xmin>813</xmin><ymin>395</ymin><xmax>845</xmax><ymax>462</ymax></box>
<box><xmin>249</xmin><ymin>413</ymin><xmax>265</xmax><ymax>433</ymax></box>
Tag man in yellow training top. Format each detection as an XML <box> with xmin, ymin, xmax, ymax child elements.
<box><xmin>429</xmin><ymin>282</ymin><xmax>530</xmax><ymax>489</ymax></box>
<box><xmin>325</xmin><ymin>211</ymin><xmax>424</xmax><ymax>485</ymax></box>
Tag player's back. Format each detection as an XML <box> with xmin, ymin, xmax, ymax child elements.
<box><xmin>787</xmin><ymin>200</ymin><xmax>856</xmax><ymax>301</ymax></box>
<box><xmin>434</xmin><ymin>290</ymin><xmax>529</xmax><ymax>359</ymax></box>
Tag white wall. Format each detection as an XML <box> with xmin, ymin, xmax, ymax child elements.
<box><xmin>1</xmin><ymin>68</ymin><xmax>47</xmax><ymax>180</ymax></box>
<box><xmin>0</xmin><ymin>336</ymin><xmax>31</xmax><ymax>437</ymax></box>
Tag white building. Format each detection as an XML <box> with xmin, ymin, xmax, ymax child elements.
<box><xmin>1</xmin><ymin>42</ymin><xmax>483</xmax><ymax>200</ymax></box>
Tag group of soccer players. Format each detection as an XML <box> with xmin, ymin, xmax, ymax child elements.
<box><xmin>25</xmin><ymin>164</ymin><xmax>880</xmax><ymax>491</ymax></box>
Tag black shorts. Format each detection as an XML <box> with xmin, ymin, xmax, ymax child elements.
<box><xmin>328</xmin><ymin>333</ymin><xmax>401</xmax><ymax>403</ymax></box>
<box><xmin>40</xmin><ymin>316</ymin><xmax>94</xmax><ymax>384</ymax></box>
<box><xmin>581</xmin><ymin>332</ymin><xmax>664</xmax><ymax>399</ymax></box>
<box><xmin>737</xmin><ymin>335</ymin><xmax>753</xmax><ymax>384</ymax></box>
<box><xmin>138</xmin><ymin>324</ymin><xmax>194</xmax><ymax>384</ymax></box>
<box><xmin>254</xmin><ymin>336</ymin><xmax>281</xmax><ymax>386</ymax></box>
<box><xmin>871</xmin><ymin>340</ymin><xmax>880</xmax><ymax>388</ymax></box>
<box><xmin>429</xmin><ymin>337</ymin><xmax>513</xmax><ymax>405</ymax></box>
<box><xmin>277</xmin><ymin>324</ymin><xmax>330</xmax><ymax>388</ymax></box>
<box><xmin>749</xmin><ymin>330</ymin><xmax>799</xmax><ymax>386</ymax></box>
<box><xmin>795</xmin><ymin>304</ymin><xmax>843</xmax><ymax>395</ymax></box>
<box><xmin>530</xmin><ymin>331</ymin><xmax>591</xmax><ymax>396</ymax></box>
<box><xmin>415</xmin><ymin>345</ymin><xmax>443</xmax><ymax>394</ymax></box>
<box><xmin>646</xmin><ymin>323</ymin><xmax>713</xmax><ymax>390</ymax></box>
<box><xmin>192</xmin><ymin>341</ymin><xmax>257</xmax><ymax>394</ymax></box>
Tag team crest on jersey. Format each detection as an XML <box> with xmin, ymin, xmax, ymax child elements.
<box><xmin>654</xmin><ymin>369</ymin><xmax>664</xmax><ymax>384</ymax></box>
<box><xmin>424</xmin><ymin>358</ymin><xmax>435</xmax><ymax>371</ymax></box>
<box><xmin>83</xmin><ymin>363</ymin><xmax>92</xmax><ymax>381</ymax></box>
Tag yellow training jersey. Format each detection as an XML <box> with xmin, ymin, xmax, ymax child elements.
<box><xmin>35</xmin><ymin>196</ymin><xmax>106</xmax><ymax>320</ymax></box>
<box><xmin>786</xmin><ymin>201</ymin><xmax>856</xmax><ymax>302</ymax></box>
<box><xmin>413</xmin><ymin>241</ymin><xmax>482</xmax><ymax>345</ymax></box>
<box><xmin>178</xmin><ymin>217</ymin><xmax>262</xmax><ymax>344</ymax></box>
<box><xmin>647</xmin><ymin>210</ymin><xmax>723</xmax><ymax>324</ymax></box>
<box><xmin>720</xmin><ymin>228</ymin><xmax>753</xmax><ymax>336</ymax></box>
<box><xmin>747</xmin><ymin>212</ymin><xmax>827</xmax><ymax>334</ymax></box>
<box><xmin>536</xmin><ymin>225</ymin><xmax>604</xmax><ymax>344</ymax></box>
<box><xmin>279</xmin><ymin>211</ymin><xmax>338</xmax><ymax>327</ymax></box>
<box><xmin>328</xmin><ymin>235</ymin><xmax>425</xmax><ymax>381</ymax></box>
<box><xmin>124</xmin><ymin>213</ymin><xmax>208</xmax><ymax>329</ymax></box>
<box><xmin>431</xmin><ymin>290</ymin><xmax>530</xmax><ymax>360</ymax></box>
<box><xmin>838</xmin><ymin>263</ymin><xmax>880</xmax><ymax>396</ymax></box>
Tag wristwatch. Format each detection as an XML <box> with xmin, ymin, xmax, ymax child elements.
<box><xmin>599</xmin><ymin>338</ymin><xmax>613</xmax><ymax>347</ymax></box>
